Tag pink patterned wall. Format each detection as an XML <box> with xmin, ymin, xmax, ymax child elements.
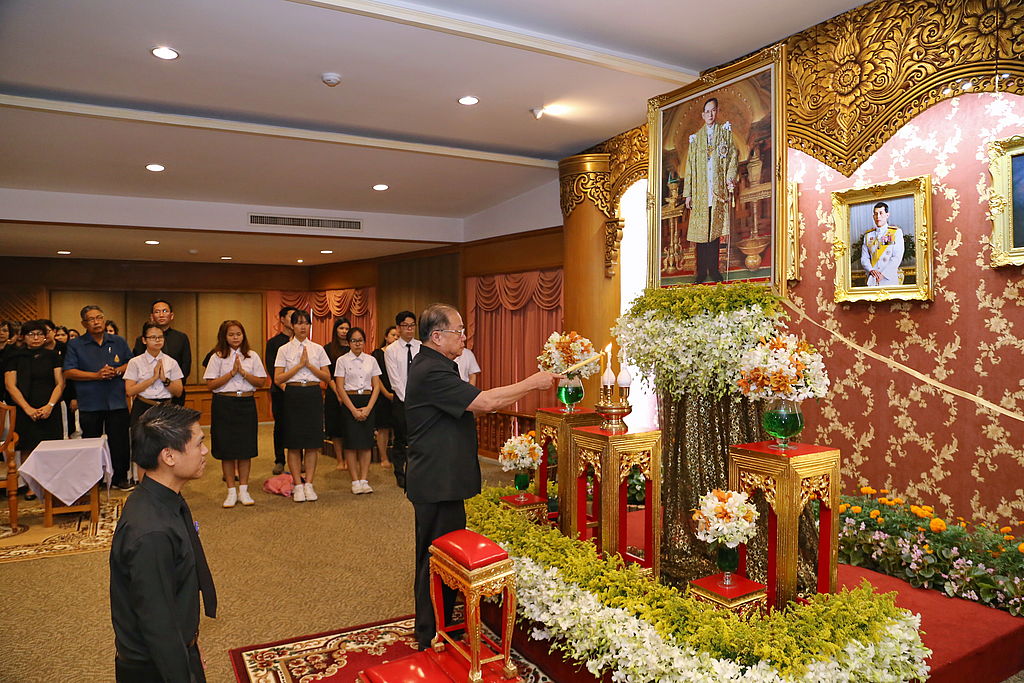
<box><xmin>788</xmin><ymin>92</ymin><xmax>1024</xmax><ymax>525</ymax></box>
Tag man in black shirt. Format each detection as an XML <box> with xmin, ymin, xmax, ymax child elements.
<box><xmin>133</xmin><ymin>299</ymin><xmax>192</xmax><ymax>407</ymax></box>
<box><xmin>110</xmin><ymin>404</ymin><xmax>217</xmax><ymax>682</ymax></box>
<box><xmin>264</xmin><ymin>306</ymin><xmax>296</xmax><ymax>475</ymax></box>
<box><xmin>404</xmin><ymin>303</ymin><xmax>559</xmax><ymax>649</ymax></box>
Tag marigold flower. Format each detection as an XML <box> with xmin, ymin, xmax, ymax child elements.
<box><xmin>850</xmin><ymin>506</ymin><xmax>862</xmax><ymax>514</ymax></box>
<box><xmin>859</xmin><ymin>486</ymin><xmax>876</xmax><ymax>495</ymax></box>
<box><xmin>879</xmin><ymin>488</ymin><xmax>889</xmax><ymax>494</ymax></box>
<box><xmin>870</xmin><ymin>509</ymin><xmax>881</xmax><ymax>519</ymax></box>
<box><xmin>839</xmin><ymin>503</ymin><xmax>849</xmax><ymax>513</ymax></box>
<box><xmin>922</xmin><ymin>505</ymin><xmax>934</xmax><ymax>513</ymax></box>
<box><xmin>929</xmin><ymin>518</ymin><xmax>947</xmax><ymax>533</ymax></box>
<box><xmin>1004</xmin><ymin>535</ymin><xmax>1015</xmax><ymax>541</ymax></box>
<box><xmin>916</xmin><ymin>526</ymin><xmax>925</xmax><ymax>532</ymax></box>
<box><xmin>878</xmin><ymin>497</ymin><xmax>889</xmax><ymax>505</ymax></box>
<box><xmin>1000</xmin><ymin>526</ymin><xmax>1012</xmax><ymax>534</ymax></box>
<box><xmin>893</xmin><ymin>497</ymin><xmax>904</xmax><ymax>505</ymax></box>
<box><xmin>1018</xmin><ymin>543</ymin><xmax>1024</xmax><ymax>554</ymax></box>
<box><xmin>876</xmin><ymin>517</ymin><xmax>885</xmax><ymax>524</ymax></box>
<box><xmin>961</xmin><ymin>522</ymin><xmax>968</xmax><ymax>527</ymax></box>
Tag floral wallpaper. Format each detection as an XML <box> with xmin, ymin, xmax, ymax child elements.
<box><xmin>788</xmin><ymin>92</ymin><xmax>1024</xmax><ymax>526</ymax></box>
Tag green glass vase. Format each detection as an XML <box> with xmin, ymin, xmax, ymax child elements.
<box><xmin>514</xmin><ymin>472</ymin><xmax>531</xmax><ymax>491</ymax></box>
<box><xmin>556</xmin><ymin>375</ymin><xmax>584</xmax><ymax>413</ymax></box>
<box><xmin>761</xmin><ymin>398</ymin><xmax>804</xmax><ymax>450</ymax></box>
<box><xmin>716</xmin><ymin>543</ymin><xmax>740</xmax><ymax>587</ymax></box>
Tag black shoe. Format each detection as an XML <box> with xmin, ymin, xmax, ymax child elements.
<box><xmin>23</xmin><ymin>491</ymin><xmax>37</xmax><ymax>501</ymax></box>
<box><xmin>272</xmin><ymin>463</ymin><xmax>285</xmax><ymax>475</ymax></box>
<box><xmin>112</xmin><ymin>480</ymin><xmax>136</xmax><ymax>492</ymax></box>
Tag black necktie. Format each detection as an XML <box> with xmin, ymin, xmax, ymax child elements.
<box><xmin>180</xmin><ymin>501</ymin><xmax>217</xmax><ymax>618</ymax></box>
<box><xmin>406</xmin><ymin>343</ymin><xmax>413</xmax><ymax>368</ymax></box>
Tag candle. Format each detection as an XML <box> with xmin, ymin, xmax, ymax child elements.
<box><xmin>601</xmin><ymin>365</ymin><xmax>616</xmax><ymax>386</ymax></box>
<box><xmin>616</xmin><ymin>364</ymin><xmax>632</xmax><ymax>388</ymax></box>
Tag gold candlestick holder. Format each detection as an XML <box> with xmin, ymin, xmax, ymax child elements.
<box><xmin>595</xmin><ymin>384</ymin><xmax>632</xmax><ymax>433</ymax></box>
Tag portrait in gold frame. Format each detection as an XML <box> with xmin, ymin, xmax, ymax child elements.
<box><xmin>987</xmin><ymin>134</ymin><xmax>1024</xmax><ymax>267</ymax></box>
<box><xmin>831</xmin><ymin>175</ymin><xmax>933</xmax><ymax>303</ymax></box>
<box><xmin>646</xmin><ymin>45</ymin><xmax>787</xmax><ymax>294</ymax></box>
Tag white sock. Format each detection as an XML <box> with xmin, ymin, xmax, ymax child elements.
<box><xmin>238</xmin><ymin>485</ymin><xmax>248</xmax><ymax>493</ymax></box>
<box><xmin>227</xmin><ymin>486</ymin><xmax>237</xmax><ymax>493</ymax></box>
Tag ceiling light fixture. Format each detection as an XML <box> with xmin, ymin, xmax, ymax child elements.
<box><xmin>531</xmin><ymin>104</ymin><xmax>570</xmax><ymax>120</ymax></box>
<box><xmin>146</xmin><ymin>163</ymin><xmax>165</xmax><ymax>172</ymax></box>
<box><xmin>220</xmin><ymin>256</ymin><xmax>232</xmax><ymax>260</ymax></box>
<box><xmin>145</xmin><ymin>240</ymin><xmax>160</xmax><ymax>245</ymax></box>
<box><xmin>321</xmin><ymin>72</ymin><xmax>342</xmax><ymax>87</ymax></box>
<box><xmin>529</xmin><ymin>108</ymin><xmax>544</xmax><ymax>120</ymax></box>
<box><xmin>458</xmin><ymin>96</ymin><xmax>479</xmax><ymax>106</ymax></box>
<box><xmin>320</xmin><ymin>249</ymin><xmax>334</xmax><ymax>254</ymax></box>
<box><xmin>57</xmin><ymin>250</ymin><xmax>71</xmax><ymax>255</ymax></box>
<box><xmin>296</xmin><ymin>259</ymin><xmax>304</xmax><ymax>263</ymax></box>
<box><xmin>151</xmin><ymin>46</ymin><xmax>179</xmax><ymax>60</ymax></box>
<box><xmin>372</xmin><ymin>184</ymin><xmax>389</xmax><ymax>191</ymax></box>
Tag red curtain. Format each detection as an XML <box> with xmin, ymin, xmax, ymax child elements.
<box><xmin>266</xmin><ymin>288</ymin><xmax>376</xmax><ymax>348</ymax></box>
<box><xmin>465</xmin><ymin>270</ymin><xmax>562</xmax><ymax>413</ymax></box>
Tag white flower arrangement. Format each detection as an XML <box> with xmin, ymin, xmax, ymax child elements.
<box><xmin>692</xmin><ymin>489</ymin><xmax>759</xmax><ymax>548</ymax></box>
<box><xmin>498</xmin><ymin>432</ymin><xmax>543</xmax><ymax>472</ymax></box>
<box><xmin>508</xmin><ymin>553</ymin><xmax>930</xmax><ymax>683</ymax></box>
<box><xmin>737</xmin><ymin>333</ymin><xmax>830</xmax><ymax>402</ymax></box>
<box><xmin>612</xmin><ymin>306</ymin><xmax>783</xmax><ymax>399</ymax></box>
<box><xmin>537</xmin><ymin>331</ymin><xmax>599</xmax><ymax>378</ymax></box>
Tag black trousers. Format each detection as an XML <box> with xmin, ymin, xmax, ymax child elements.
<box><xmin>413</xmin><ymin>500</ymin><xmax>466</xmax><ymax>649</ymax></box>
<box><xmin>270</xmin><ymin>389</ymin><xmax>286</xmax><ymax>465</ymax></box>
<box><xmin>80</xmin><ymin>408</ymin><xmax>130</xmax><ymax>483</ymax></box>
<box><xmin>694</xmin><ymin>237</ymin><xmax>723</xmax><ymax>283</ymax></box>
<box><xmin>115</xmin><ymin>645</ymin><xmax>205</xmax><ymax>683</ymax></box>
<box><xmin>390</xmin><ymin>398</ymin><xmax>408</xmax><ymax>488</ymax></box>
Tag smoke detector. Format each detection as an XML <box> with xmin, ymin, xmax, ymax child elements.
<box><xmin>321</xmin><ymin>72</ymin><xmax>342</xmax><ymax>87</ymax></box>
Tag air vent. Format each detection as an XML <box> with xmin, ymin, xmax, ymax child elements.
<box><xmin>249</xmin><ymin>214</ymin><xmax>361</xmax><ymax>232</ymax></box>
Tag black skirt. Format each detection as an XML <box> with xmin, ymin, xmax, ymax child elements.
<box><xmin>283</xmin><ymin>384</ymin><xmax>325</xmax><ymax>450</ymax></box>
<box><xmin>373</xmin><ymin>395</ymin><xmax>393</xmax><ymax>429</ymax></box>
<box><xmin>324</xmin><ymin>388</ymin><xmax>345</xmax><ymax>438</ymax></box>
<box><xmin>210</xmin><ymin>393</ymin><xmax>258</xmax><ymax>460</ymax></box>
<box><xmin>340</xmin><ymin>393</ymin><xmax>376</xmax><ymax>450</ymax></box>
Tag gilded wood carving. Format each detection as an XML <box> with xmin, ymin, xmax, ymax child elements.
<box><xmin>987</xmin><ymin>134</ymin><xmax>1024</xmax><ymax>267</ymax></box>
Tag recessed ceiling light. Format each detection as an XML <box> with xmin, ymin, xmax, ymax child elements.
<box><xmin>458</xmin><ymin>95</ymin><xmax>479</xmax><ymax>106</ymax></box>
<box><xmin>145</xmin><ymin>240</ymin><xmax>160</xmax><ymax>245</ymax></box>
<box><xmin>296</xmin><ymin>259</ymin><xmax>304</xmax><ymax>263</ymax></box>
<box><xmin>320</xmin><ymin>250</ymin><xmax>334</xmax><ymax>254</ymax></box>
<box><xmin>146</xmin><ymin>163</ymin><xmax>165</xmax><ymax>172</ymax></box>
<box><xmin>57</xmin><ymin>250</ymin><xmax>71</xmax><ymax>255</ymax></box>
<box><xmin>220</xmin><ymin>256</ymin><xmax>232</xmax><ymax>260</ymax></box>
<box><xmin>151</xmin><ymin>46</ymin><xmax>179</xmax><ymax>60</ymax></box>
<box><xmin>372</xmin><ymin>184</ymin><xmax>389</xmax><ymax>191</ymax></box>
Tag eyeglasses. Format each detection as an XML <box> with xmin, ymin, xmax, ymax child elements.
<box><xmin>84</xmin><ymin>315</ymin><xmax>105</xmax><ymax>323</ymax></box>
<box><xmin>434</xmin><ymin>329</ymin><xmax>466</xmax><ymax>337</ymax></box>
<box><xmin>349</xmin><ymin>338</ymin><xmax>365</xmax><ymax>344</ymax></box>
<box><xmin>144</xmin><ymin>335</ymin><xmax>165</xmax><ymax>341</ymax></box>
<box><xmin>398</xmin><ymin>322</ymin><xmax>416</xmax><ymax>328</ymax></box>
<box><xmin>25</xmin><ymin>331</ymin><xmax>46</xmax><ymax>337</ymax></box>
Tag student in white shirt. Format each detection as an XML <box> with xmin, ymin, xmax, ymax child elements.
<box><xmin>334</xmin><ymin>327</ymin><xmax>383</xmax><ymax>494</ymax></box>
<box><xmin>204</xmin><ymin>320</ymin><xmax>268</xmax><ymax>508</ymax></box>
<box><xmin>455</xmin><ymin>347</ymin><xmax>481</xmax><ymax>385</ymax></box>
<box><xmin>274</xmin><ymin>310</ymin><xmax>331</xmax><ymax>503</ymax></box>
<box><xmin>383</xmin><ymin>310</ymin><xmax>421</xmax><ymax>489</ymax></box>
<box><xmin>124</xmin><ymin>322</ymin><xmax>184</xmax><ymax>427</ymax></box>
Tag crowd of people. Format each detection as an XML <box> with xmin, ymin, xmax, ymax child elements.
<box><xmin>0</xmin><ymin>300</ymin><xmax>481</xmax><ymax>508</ymax></box>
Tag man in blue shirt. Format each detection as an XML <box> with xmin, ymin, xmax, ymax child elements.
<box><xmin>64</xmin><ymin>305</ymin><xmax>134</xmax><ymax>490</ymax></box>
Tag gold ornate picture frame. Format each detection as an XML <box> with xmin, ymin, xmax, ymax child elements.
<box><xmin>646</xmin><ymin>45</ymin><xmax>787</xmax><ymax>295</ymax></box>
<box><xmin>831</xmin><ymin>175</ymin><xmax>933</xmax><ymax>303</ymax></box>
<box><xmin>987</xmin><ymin>134</ymin><xmax>1024</xmax><ymax>267</ymax></box>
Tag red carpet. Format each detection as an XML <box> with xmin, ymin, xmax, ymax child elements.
<box><xmin>228</xmin><ymin>616</ymin><xmax>553</xmax><ymax>682</ymax></box>
<box><xmin>839</xmin><ymin>565</ymin><xmax>1024</xmax><ymax>683</ymax></box>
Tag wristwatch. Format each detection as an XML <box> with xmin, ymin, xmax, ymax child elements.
<box><xmin>162</xmin><ymin>379</ymin><xmax>171</xmax><ymax>386</ymax></box>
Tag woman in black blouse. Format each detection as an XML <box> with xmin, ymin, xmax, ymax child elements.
<box><xmin>323</xmin><ymin>317</ymin><xmax>350</xmax><ymax>471</ymax></box>
<box><xmin>371</xmin><ymin>325</ymin><xmax>398</xmax><ymax>468</ymax></box>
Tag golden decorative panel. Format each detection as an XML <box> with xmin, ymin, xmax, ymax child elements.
<box><xmin>618</xmin><ymin>449</ymin><xmax>653</xmax><ymax>482</ymax></box>
<box><xmin>575</xmin><ymin>447</ymin><xmax>603</xmax><ymax>481</ymax></box>
<box><xmin>606</xmin><ymin>125</ymin><xmax>650</xmax><ymax>208</ymax></box>
<box><xmin>604</xmin><ymin>219</ymin><xmax>624</xmax><ymax>277</ymax></box>
<box><xmin>738</xmin><ymin>471</ymin><xmax>778</xmax><ymax>510</ymax></box>
<box><xmin>558</xmin><ymin>154</ymin><xmax>613</xmax><ymax>219</ymax></box>
<box><xmin>800</xmin><ymin>473</ymin><xmax>832</xmax><ymax>509</ymax></box>
<box><xmin>786</xmin><ymin>0</ymin><xmax>1024</xmax><ymax>175</ymax></box>
<box><xmin>986</xmin><ymin>133</ymin><xmax>1024</xmax><ymax>267</ymax></box>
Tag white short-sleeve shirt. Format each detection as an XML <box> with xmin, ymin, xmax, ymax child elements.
<box><xmin>123</xmin><ymin>351</ymin><xmax>184</xmax><ymax>400</ymax></box>
<box><xmin>274</xmin><ymin>338</ymin><xmax>330</xmax><ymax>383</ymax></box>
<box><xmin>204</xmin><ymin>349</ymin><xmax>268</xmax><ymax>393</ymax></box>
<box><xmin>334</xmin><ymin>351</ymin><xmax>382</xmax><ymax>392</ymax></box>
<box><xmin>455</xmin><ymin>348</ymin><xmax>481</xmax><ymax>382</ymax></box>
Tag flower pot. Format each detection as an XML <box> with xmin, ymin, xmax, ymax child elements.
<box><xmin>761</xmin><ymin>398</ymin><xmax>804</xmax><ymax>450</ymax></box>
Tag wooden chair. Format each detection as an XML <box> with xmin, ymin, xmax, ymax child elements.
<box><xmin>0</xmin><ymin>404</ymin><xmax>19</xmax><ymax>530</ymax></box>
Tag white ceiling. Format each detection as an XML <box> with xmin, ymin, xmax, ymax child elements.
<box><xmin>0</xmin><ymin>0</ymin><xmax>865</xmax><ymax>265</ymax></box>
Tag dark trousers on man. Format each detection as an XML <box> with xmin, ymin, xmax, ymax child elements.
<box><xmin>115</xmin><ymin>645</ymin><xmax>205</xmax><ymax>682</ymax></box>
<box><xmin>412</xmin><ymin>500</ymin><xmax>466</xmax><ymax>650</ymax></box>
<box><xmin>270</xmin><ymin>389</ymin><xmax>286</xmax><ymax>465</ymax></box>
<box><xmin>390</xmin><ymin>398</ymin><xmax>408</xmax><ymax>489</ymax></box>
<box><xmin>80</xmin><ymin>408</ymin><xmax>130</xmax><ymax>483</ymax></box>
<box><xmin>694</xmin><ymin>237</ymin><xmax>723</xmax><ymax>283</ymax></box>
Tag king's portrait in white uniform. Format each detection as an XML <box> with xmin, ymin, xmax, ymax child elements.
<box><xmin>860</xmin><ymin>201</ymin><xmax>905</xmax><ymax>287</ymax></box>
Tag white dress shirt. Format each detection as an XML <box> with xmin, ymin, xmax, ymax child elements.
<box><xmin>123</xmin><ymin>351</ymin><xmax>184</xmax><ymax>400</ymax></box>
<box><xmin>383</xmin><ymin>338</ymin><xmax>421</xmax><ymax>401</ymax></box>
<box><xmin>204</xmin><ymin>349</ymin><xmax>267</xmax><ymax>393</ymax></box>
<box><xmin>455</xmin><ymin>348</ymin><xmax>481</xmax><ymax>382</ymax></box>
<box><xmin>274</xmin><ymin>338</ymin><xmax>330</xmax><ymax>383</ymax></box>
<box><xmin>334</xmin><ymin>351</ymin><xmax>382</xmax><ymax>393</ymax></box>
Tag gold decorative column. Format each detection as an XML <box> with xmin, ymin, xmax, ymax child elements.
<box><xmin>560</xmin><ymin>154</ymin><xmax>620</xmax><ymax>403</ymax></box>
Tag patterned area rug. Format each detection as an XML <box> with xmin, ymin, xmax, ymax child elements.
<box><xmin>229</xmin><ymin>616</ymin><xmax>553</xmax><ymax>683</ymax></box>
<box><xmin>0</xmin><ymin>500</ymin><xmax>121</xmax><ymax>563</ymax></box>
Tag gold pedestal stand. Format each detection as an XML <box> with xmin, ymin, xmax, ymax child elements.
<box><xmin>535</xmin><ymin>407</ymin><xmax>603</xmax><ymax>522</ymax></box>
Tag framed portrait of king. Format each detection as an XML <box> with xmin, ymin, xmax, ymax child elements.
<box><xmin>988</xmin><ymin>134</ymin><xmax>1024</xmax><ymax>267</ymax></box>
<box><xmin>647</xmin><ymin>45</ymin><xmax>787</xmax><ymax>293</ymax></box>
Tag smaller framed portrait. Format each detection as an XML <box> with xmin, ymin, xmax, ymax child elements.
<box><xmin>987</xmin><ymin>134</ymin><xmax>1024</xmax><ymax>267</ymax></box>
<box><xmin>831</xmin><ymin>175</ymin><xmax>933</xmax><ymax>303</ymax></box>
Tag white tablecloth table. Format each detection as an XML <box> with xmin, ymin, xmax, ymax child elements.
<box><xmin>19</xmin><ymin>436</ymin><xmax>112</xmax><ymax>506</ymax></box>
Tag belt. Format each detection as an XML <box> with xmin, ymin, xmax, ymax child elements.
<box><xmin>347</xmin><ymin>389</ymin><xmax>370</xmax><ymax>395</ymax></box>
<box><xmin>286</xmin><ymin>381</ymin><xmax>319</xmax><ymax>387</ymax></box>
<box><xmin>217</xmin><ymin>391</ymin><xmax>254</xmax><ymax>397</ymax></box>
<box><xmin>136</xmin><ymin>396</ymin><xmax>171</xmax><ymax>407</ymax></box>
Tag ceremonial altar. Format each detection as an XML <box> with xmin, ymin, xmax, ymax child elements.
<box><xmin>534</xmin><ymin>406</ymin><xmax>602</xmax><ymax>514</ymax></box>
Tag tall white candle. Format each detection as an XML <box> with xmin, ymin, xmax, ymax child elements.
<box><xmin>616</xmin><ymin>364</ymin><xmax>632</xmax><ymax>388</ymax></box>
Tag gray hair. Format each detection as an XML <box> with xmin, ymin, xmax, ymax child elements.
<box><xmin>80</xmin><ymin>305</ymin><xmax>103</xmax><ymax>321</ymax></box>
<box><xmin>419</xmin><ymin>303</ymin><xmax>458</xmax><ymax>342</ymax></box>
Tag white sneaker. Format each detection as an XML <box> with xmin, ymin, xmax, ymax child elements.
<box><xmin>238</xmin><ymin>487</ymin><xmax>255</xmax><ymax>506</ymax></box>
<box><xmin>292</xmin><ymin>483</ymin><xmax>306</xmax><ymax>502</ymax></box>
<box><xmin>360</xmin><ymin>480</ymin><xmax>374</xmax><ymax>494</ymax></box>
<box><xmin>304</xmin><ymin>482</ymin><xmax>318</xmax><ymax>501</ymax></box>
<box><xmin>223</xmin><ymin>488</ymin><xmax>237</xmax><ymax>508</ymax></box>
<box><xmin>351</xmin><ymin>481</ymin><xmax>361</xmax><ymax>495</ymax></box>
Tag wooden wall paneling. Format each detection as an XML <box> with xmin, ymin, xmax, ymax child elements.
<box><xmin>196</xmin><ymin>292</ymin><xmax>265</xmax><ymax>374</ymax></box>
<box><xmin>460</xmin><ymin>228</ymin><xmax>563</xmax><ymax>277</ymax></box>
<box><xmin>0</xmin><ymin>286</ymin><xmax>48</xmax><ymax>323</ymax></box>
<box><xmin>49</xmin><ymin>290</ymin><xmax>126</xmax><ymax>334</ymax></box>
<box><xmin>309</xmin><ymin>260</ymin><xmax>379</xmax><ymax>291</ymax></box>
<box><xmin>377</xmin><ymin>252</ymin><xmax>460</xmax><ymax>339</ymax></box>
<box><xmin>127</xmin><ymin>292</ymin><xmax>199</xmax><ymax>383</ymax></box>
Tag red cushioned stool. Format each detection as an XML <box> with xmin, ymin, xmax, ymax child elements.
<box><xmin>429</xmin><ymin>529</ymin><xmax>518</xmax><ymax>682</ymax></box>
